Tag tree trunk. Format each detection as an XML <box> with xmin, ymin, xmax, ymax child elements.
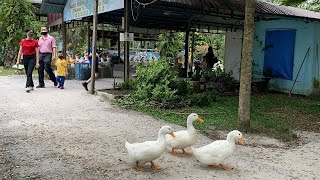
<box><xmin>238</xmin><ymin>0</ymin><xmax>255</xmax><ymax>132</ymax></box>
<box><xmin>4</xmin><ymin>46</ymin><xmax>16</xmax><ymax>69</ymax></box>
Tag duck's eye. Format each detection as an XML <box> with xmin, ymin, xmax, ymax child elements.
<box><xmin>239</xmin><ymin>134</ymin><xmax>241</xmax><ymax>136</ymax></box>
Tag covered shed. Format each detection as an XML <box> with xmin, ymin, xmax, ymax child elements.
<box><xmin>223</xmin><ymin>4</ymin><xmax>320</xmax><ymax>95</ymax></box>
<box><xmin>40</xmin><ymin>0</ymin><xmax>320</xmax><ymax>95</ymax></box>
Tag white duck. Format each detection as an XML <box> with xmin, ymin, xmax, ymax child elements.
<box><xmin>125</xmin><ymin>126</ymin><xmax>175</xmax><ymax>171</ymax></box>
<box><xmin>165</xmin><ymin>113</ymin><xmax>204</xmax><ymax>156</ymax></box>
<box><xmin>192</xmin><ymin>130</ymin><xmax>244</xmax><ymax>170</ymax></box>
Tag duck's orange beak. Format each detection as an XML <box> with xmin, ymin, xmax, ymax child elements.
<box><xmin>196</xmin><ymin>118</ymin><xmax>204</xmax><ymax>123</ymax></box>
<box><xmin>238</xmin><ymin>137</ymin><xmax>245</xmax><ymax>145</ymax></box>
<box><xmin>170</xmin><ymin>132</ymin><xmax>176</xmax><ymax>138</ymax></box>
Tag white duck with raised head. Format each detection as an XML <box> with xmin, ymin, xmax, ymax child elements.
<box><xmin>192</xmin><ymin>130</ymin><xmax>245</xmax><ymax>170</ymax></box>
<box><xmin>165</xmin><ymin>113</ymin><xmax>204</xmax><ymax>156</ymax></box>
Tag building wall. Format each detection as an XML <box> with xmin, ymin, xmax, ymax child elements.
<box><xmin>47</xmin><ymin>13</ymin><xmax>63</xmax><ymax>26</ymax></box>
<box><xmin>224</xmin><ymin>30</ymin><xmax>243</xmax><ymax>81</ymax></box>
<box><xmin>253</xmin><ymin>18</ymin><xmax>317</xmax><ymax>95</ymax></box>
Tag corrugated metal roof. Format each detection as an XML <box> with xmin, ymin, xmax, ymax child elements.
<box><xmin>276</xmin><ymin>4</ymin><xmax>320</xmax><ymax>19</ymax></box>
<box><xmin>40</xmin><ymin>0</ymin><xmax>67</xmax><ymax>13</ymax></box>
<box><xmin>40</xmin><ymin>0</ymin><xmax>320</xmax><ymax>20</ymax></box>
<box><xmin>41</xmin><ymin>0</ymin><xmax>320</xmax><ymax>30</ymax></box>
<box><xmin>164</xmin><ymin>0</ymin><xmax>320</xmax><ymax>20</ymax></box>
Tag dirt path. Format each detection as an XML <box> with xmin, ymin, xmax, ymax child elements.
<box><xmin>0</xmin><ymin>76</ymin><xmax>319</xmax><ymax>180</ymax></box>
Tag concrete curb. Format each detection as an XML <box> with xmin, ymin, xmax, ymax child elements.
<box><xmin>95</xmin><ymin>89</ymin><xmax>126</xmax><ymax>101</ymax></box>
<box><xmin>96</xmin><ymin>90</ymin><xmax>116</xmax><ymax>101</ymax></box>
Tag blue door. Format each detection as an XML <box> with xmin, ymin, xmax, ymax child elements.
<box><xmin>263</xmin><ymin>29</ymin><xmax>296</xmax><ymax>80</ymax></box>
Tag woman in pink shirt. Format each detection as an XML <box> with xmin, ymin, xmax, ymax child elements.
<box><xmin>37</xmin><ymin>26</ymin><xmax>58</xmax><ymax>88</ymax></box>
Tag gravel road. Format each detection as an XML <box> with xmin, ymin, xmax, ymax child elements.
<box><xmin>0</xmin><ymin>76</ymin><xmax>319</xmax><ymax>180</ymax></box>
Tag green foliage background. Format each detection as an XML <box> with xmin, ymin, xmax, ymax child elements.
<box><xmin>0</xmin><ymin>0</ymin><xmax>37</xmax><ymax>67</ymax></box>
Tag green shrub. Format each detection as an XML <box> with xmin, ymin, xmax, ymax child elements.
<box><xmin>171</xmin><ymin>79</ymin><xmax>192</xmax><ymax>96</ymax></box>
<box><xmin>116</xmin><ymin>58</ymin><xmax>220</xmax><ymax>109</ymax></box>
<box><xmin>186</xmin><ymin>92</ymin><xmax>217</xmax><ymax>107</ymax></box>
<box><xmin>115</xmin><ymin>79</ymin><xmax>136</xmax><ymax>90</ymax></box>
<box><xmin>131</xmin><ymin>58</ymin><xmax>179</xmax><ymax>103</ymax></box>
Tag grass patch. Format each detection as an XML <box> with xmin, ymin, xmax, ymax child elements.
<box><xmin>0</xmin><ymin>69</ymin><xmax>16</xmax><ymax>76</ymax></box>
<box><xmin>125</xmin><ymin>93</ymin><xmax>320</xmax><ymax>141</ymax></box>
<box><xmin>0</xmin><ymin>68</ymin><xmax>40</xmax><ymax>76</ymax></box>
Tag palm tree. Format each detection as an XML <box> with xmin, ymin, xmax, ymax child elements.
<box><xmin>237</xmin><ymin>0</ymin><xmax>255</xmax><ymax>131</ymax></box>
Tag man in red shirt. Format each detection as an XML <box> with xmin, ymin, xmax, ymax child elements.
<box><xmin>37</xmin><ymin>26</ymin><xmax>57</xmax><ymax>88</ymax></box>
<box><xmin>16</xmin><ymin>28</ymin><xmax>40</xmax><ymax>93</ymax></box>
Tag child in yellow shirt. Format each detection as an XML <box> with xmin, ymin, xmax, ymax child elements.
<box><xmin>55</xmin><ymin>51</ymin><xmax>68</xmax><ymax>89</ymax></box>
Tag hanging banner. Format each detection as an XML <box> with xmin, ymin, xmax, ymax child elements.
<box><xmin>63</xmin><ymin>0</ymin><xmax>124</xmax><ymax>22</ymax></box>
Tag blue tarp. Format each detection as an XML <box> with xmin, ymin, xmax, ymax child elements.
<box><xmin>264</xmin><ymin>29</ymin><xmax>296</xmax><ymax>80</ymax></box>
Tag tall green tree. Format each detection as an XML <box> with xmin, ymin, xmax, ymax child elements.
<box><xmin>0</xmin><ymin>0</ymin><xmax>36</xmax><ymax>68</ymax></box>
<box><xmin>238</xmin><ymin>0</ymin><xmax>255</xmax><ymax>131</ymax></box>
<box><xmin>282</xmin><ymin>0</ymin><xmax>308</xmax><ymax>5</ymax></box>
<box><xmin>159</xmin><ymin>32</ymin><xmax>184</xmax><ymax>64</ymax></box>
<box><xmin>265</xmin><ymin>0</ymin><xmax>320</xmax><ymax>12</ymax></box>
<box><xmin>290</xmin><ymin>0</ymin><xmax>320</xmax><ymax>12</ymax></box>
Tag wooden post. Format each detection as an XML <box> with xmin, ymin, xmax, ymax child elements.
<box><xmin>191</xmin><ymin>31</ymin><xmax>195</xmax><ymax>63</ymax></box>
<box><xmin>62</xmin><ymin>15</ymin><xmax>67</xmax><ymax>59</ymax></box>
<box><xmin>124</xmin><ymin>0</ymin><xmax>130</xmax><ymax>81</ymax></box>
<box><xmin>90</xmin><ymin>0</ymin><xmax>98</xmax><ymax>94</ymax></box>
<box><xmin>87</xmin><ymin>22</ymin><xmax>91</xmax><ymax>52</ymax></box>
<box><xmin>190</xmin><ymin>31</ymin><xmax>195</xmax><ymax>76</ymax></box>
<box><xmin>184</xmin><ymin>30</ymin><xmax>190</xmax><ymax>77</ymax></box>
<box><xmin>118</xmin><ymin>33</ymin><xmax>121</xmax><ymax>64</ymax></box>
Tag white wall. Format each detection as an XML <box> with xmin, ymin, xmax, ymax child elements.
<box><xmin>224</xmin><ymin>30</ymin><xmax>243</xmax><ymax>81</ymax></box>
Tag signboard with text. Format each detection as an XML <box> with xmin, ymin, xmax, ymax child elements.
<box><xmin>63</xmin><ymin>0</ymin><xmax>124</xmax><ymax>22</ymax></box>
<box><xmin>120</xmin><ymin>32</ymin><xmax>134</xmax><ymax>41</ymax></box>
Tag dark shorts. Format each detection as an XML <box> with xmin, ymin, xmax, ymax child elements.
<box><xmin>95</xmin><ymin>63</ymin><xmax>99</xmax><ymax>73</ymax></box>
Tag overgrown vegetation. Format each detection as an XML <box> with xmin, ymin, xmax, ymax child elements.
<box><xmin>116</xmin><ymin>58</ymin><xmax>218</xmax><ymax>108</ymax></box>
<box><xmin>133</xmin><ymin>58</ymin><xmax>179</xmax><ymax>103</ymax></box>
<box><xmin>114</xmin><ymin>79</ymin><xmax>136</xmax><ymax>90</ymax></box>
